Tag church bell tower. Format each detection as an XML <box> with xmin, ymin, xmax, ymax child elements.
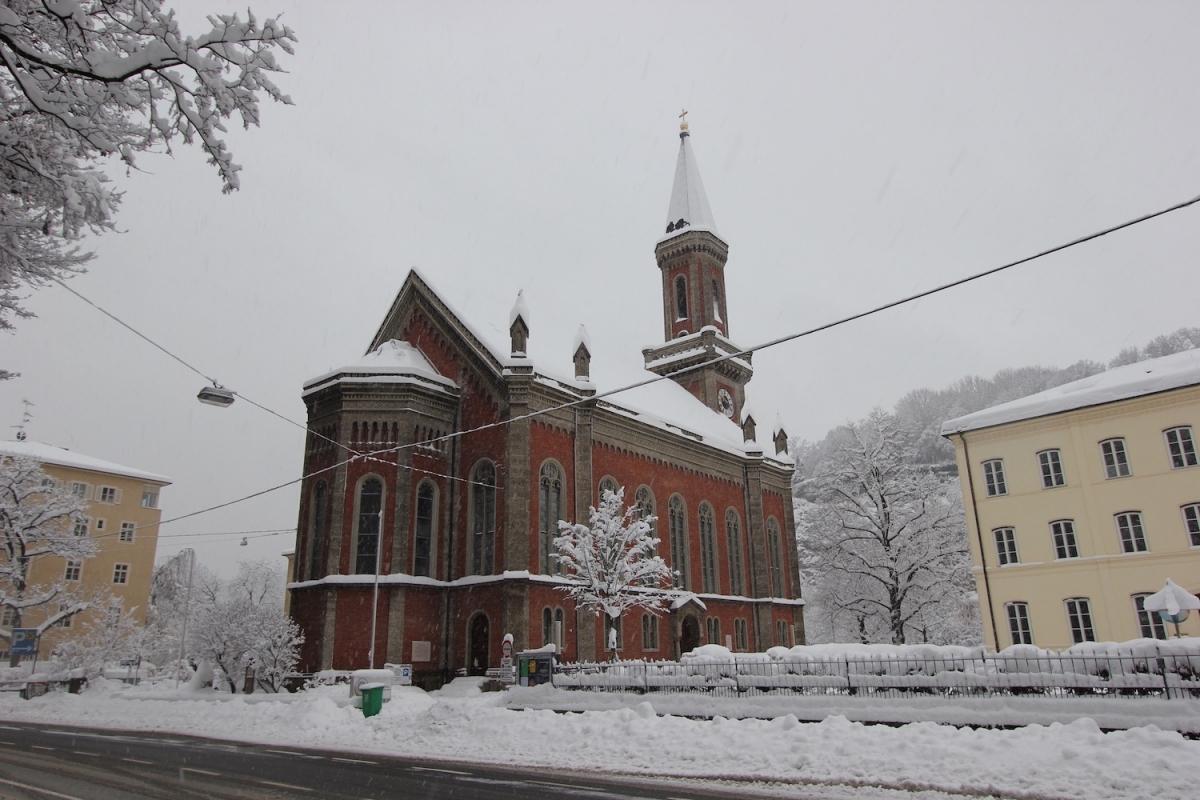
<box><xmin>642</xmin><ymin>114</ymin><xmax>753</xmax><ymax>423</ymax></box>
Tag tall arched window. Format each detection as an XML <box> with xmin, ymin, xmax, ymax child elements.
<box><xmin>598</xmin><ymin>476</ymin><xmax>618</xmax><ymax>500</ymax></box>
<box><xmin>539</xmin><ymin>461</ymin><xmax>564</xmax><ymax>574</ymax></box>
<box><xmin>354</xmin><ymin>477</ymin><xmax>383</xmax><ymax>575</ymax></box>
<box><xmin>725</xmin><ymin>509</ymin><xmax>743</xmax><ymax>596</ymax></box>
<box><xmin>698</xmin><ymin>503</ymin><xmax>718</xmax><ymax>593</ymax></box>
<box><xmin>542</xmin><ymin>607</ymin><xmax>554</xmax><ymax>647</ymax></box>
<box><xmin>471</xmin><ymin>461</ymin><xmax>496</xmax><ymax>575</ymax></box>
<box><xmin>308</xmin><ymin>481</ymin><xmax>327</xmax><ymax>581</ymax></box>
<box><xmin>712</xmin><ymin>279</ymin><xmax>722</xmax><ymax>323</ymax></box>
<box><xmin>767</xmin><ymin>518</ymin><xmax>785</xmax><ymax>597</ymax></box>
<box><xmin>414</xmin><ymin>480</ymin><xmax>436</xmax><ymax>577</ymax></box>
<box><xmin>674</xmin><ymin>275</ymin><xmax>688</xmax><ymax>320</ymax></box>
<box><xmin>668</xmin><ymin>495</ymin><xmax>688</xmax><ymax>589</ymax></box>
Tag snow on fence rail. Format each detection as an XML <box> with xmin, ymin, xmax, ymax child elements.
<box><xmin>552</xmin><ymin>640</ymin><xmax>1200</xmax><ymax>699</ymax></box>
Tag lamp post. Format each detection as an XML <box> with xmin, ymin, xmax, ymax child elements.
<box><xmin>368</xmin><ymin>508</ymin><xmax>383</xmax><ymax>669</ymax></box>
<box><xmin>1143</xmin><ymin>578</ymin><xmax>1200</xmax><ymax>638</ymax></box>
<box><xmin>174</xmin><ymin>548</ymin><xmax>195</xmax><ymax>690</ymax></box>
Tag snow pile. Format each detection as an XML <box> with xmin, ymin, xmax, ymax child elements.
<box><xmin>1</xmin><ymin>679</ymin><xmax>1198</xmax><ymax>798</ymax></box>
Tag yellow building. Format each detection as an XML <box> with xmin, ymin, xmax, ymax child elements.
<box><xmin>0</xmin><ymin>440</ymin><xmax>170</xmax><ymax>661</ymax></box>
<box><xmin>942</xmin><ymin>350</ymin><xmax>1200</xmax><ymax>651</ymax></box>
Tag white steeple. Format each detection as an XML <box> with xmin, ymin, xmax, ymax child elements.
<box><xmin>663</xmin><ymin>112</ymin><xmax>718</xmax><ymax>238</ymax></box>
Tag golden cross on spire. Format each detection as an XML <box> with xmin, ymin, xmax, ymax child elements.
<box><xmin>679</xmin><ymin>109</ymin><xmax>689</xmax><ymax>130</ymax></box>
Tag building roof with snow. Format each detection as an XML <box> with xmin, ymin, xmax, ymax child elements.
<box><xmin>659</xmin><ymin>123</ymin><xmax>719</xmax><ymax>243</ymax></box>
<box><xmin>0</xmin><ymin>440</ymin><xmax>172</xmax><ymax>484</ymax></box>
<box><xmin>941</xmin><ymin>348</ymin><xmax>1200</xmax><ymax>435</ymax></box>
<box><xmin>303</xmin><ymin>338</ymin><xmax>458</xmax><ymax>397</ymax></box>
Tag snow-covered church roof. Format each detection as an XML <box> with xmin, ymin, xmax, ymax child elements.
<box><xmin>0</xmin><ymin>440</ymin><xmax>172</xmax><ymax>484</ymax></box>
<box><xmin>659</xmin><ymin>123</ymin><xmax>719</xmax><ymax>244</ymax></box>
<box><xmin>941</xmin><ymin>348</ymin><xmax>1200</xmax><ymax>435</ymax></box>
<box><xmin>304</xmin><ymin>338</ymin><xmax>458</xmax><ymax>396</ymax></box>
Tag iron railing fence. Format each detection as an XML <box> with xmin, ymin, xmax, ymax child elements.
<box><xmin>552</xmin><ymin>648</ymin><xmax>1200</xmax><ymax>700</ymax></box>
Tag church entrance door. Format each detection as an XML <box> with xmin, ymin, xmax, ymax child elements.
<box><xmin>468</xmin><ymin>613</ymin><xmax>489</xmax><ymax>676</ymax></box>
<box><xmin>680</xmin><ymin>616</ymin><xmax>700</xmax><ymax>657</ymax></box>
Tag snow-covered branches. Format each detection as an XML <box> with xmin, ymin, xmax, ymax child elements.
<box><xmin>0</xmin><ymin>454</ymin><xmax>91</xmax><ymax>640</ymax></box>
<box><xmin>797</xmin><ymin>410</ymin><xmax>977</xmax><ymax>646</ymax></box>
<box><xmin>0</xmin><ymin>0</ymin><xmax>296</xmax><ymax>343</ymax></box>
<box><xmin>553</xmin><ymin>487</ymin><xmax>673</xmax><ymax>630</ymax></box>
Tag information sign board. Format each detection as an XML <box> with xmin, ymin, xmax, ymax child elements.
<box><xmin>10</xmin><ymin>629</ymin><xmax>37</xmax><ymax>656</ymax></box>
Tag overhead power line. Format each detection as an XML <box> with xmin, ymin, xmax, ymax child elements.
<box><xmin>73</xmin><ymin>191</ymin><xmax>1200</xmax><ymax>529</ymax></box>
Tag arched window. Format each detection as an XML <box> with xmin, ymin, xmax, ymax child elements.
<box><xmin>674</xmin><ymin>275</ymin><xmax>688</xmax><ymax>320</ymax></box>
<box><xmin>354</xmin><ymin>477</ymin><xmax>383</xmax><ymax>575</ymax></box>
<box><xmin>706</xmin><ymin>616</ymin><xmax>721</xmax><ymax>645</ymax></box>
<box><xmin>554</xmin><ymin>607</ymin><xmax>565</xmax><ymax>651</ymax></box>
<box><xmin>668</xmin><ymin>495</ymin><xmax>688</xmax><ymax>589</ymax></box>
<box><xmin>699</xmin><ymin>503</ymin><xmax>718</xmax><ymax>593</ymax></box>
<box><xmin>542</xmin><ymin>607</ymin><xmax>553</xmax><ymax>647</ymax></box>
<box><xmin>539</xmin><ymin>461</ymin><xmax>564</xmax><ymax>574</ymax></box>
<box><xmin>642</xmin><ymin>612</ymin><xmax>659</xmax><ymax>650</ymax></box>
<box><xmin>598</xmin><ymin>476</ymin><xmax>619</xmax><ymax>501</ymax></box>
<box><xmin>712</xmin><ymin>278</ymin><xmax>722</xmax><ymax>323</ymax></box>
<box><xmin>471</xmin><ymin>461</ymin><xmax>496</xmax><ymax>575</ymax></box>
<box><xmin>725</xmin><ymin>509</ymin><xmax>744</xmax><ymax>596</ymax></box>
<box><xmin>414</xmin><ymin>480</ymin><xmax>436</xmax><ymax>577</ymax></box>
<box><xmin>308</xmin><ymin>481</ymin><xmax>327</xmax><ymax>581</ymax></box>
<box><xmin>767</xmin><ymin>518</ymin><xmax>785</xmax><ymax>597</ymax></box>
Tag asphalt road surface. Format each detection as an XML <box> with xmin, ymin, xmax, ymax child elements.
<box><xmin>0</xmin><ymin>721</ymin><xmax>789</xmax><ymax>800</ymax></box>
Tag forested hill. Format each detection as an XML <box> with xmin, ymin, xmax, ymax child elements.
<box><xmin>793</xmin><ymin>327</ymin><xmax>1200</xmax><ymax>490</ymax></box>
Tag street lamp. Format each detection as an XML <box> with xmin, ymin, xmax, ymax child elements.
<box><xmin>197</xmin><ymin>383</ymin><xmax>235</xmax><ymax>407</ymax></box>
<box><xmin>1143</xmin><ymin>578</ymin><xmax>1200</xmax><ymax>638</ymax></box>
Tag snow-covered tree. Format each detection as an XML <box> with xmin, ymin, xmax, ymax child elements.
<box><xmin>0</xmin><ymin>454</ymin><xmax>92</xmax><ymax>659</ymax></box>
<box><xmin>187</xmin><ymin>559</ymin><xmax>300</xmax><ymax>692</ymax></box>
<box><xmin>796</xmin><ymin>410</ymin><xmax>976</xmax><ymax>646</ymax></box>
<box><xmin>0</xmin><ymin>0</ymin><xmax>296</xmax><ymax>364</ymax></box>
<box><xmin>50</xmin><ymin>597</ymin><xmax>139</xmax><ymax>679</ymax></box>
<box><xmin>553</xmin><ymin>487</ymin><xmax>673</xmax><ymax>658</ymax></box>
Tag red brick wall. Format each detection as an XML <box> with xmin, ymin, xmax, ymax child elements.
<box><xmin>331</xmin><ymin>586</ymin><xmax>391</xmax><ymax>670</ymax></box>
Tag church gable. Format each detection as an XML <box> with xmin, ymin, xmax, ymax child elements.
<box><xmin>369</xmin><ymin>269</ymin><xmax>508</xmax><ymax>395</ymax></box>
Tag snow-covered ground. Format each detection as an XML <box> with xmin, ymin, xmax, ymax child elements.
<box><xmin>1</xmin><ymin>679</ymin><xmax>1197</xmax><ymax>800</ymax></box>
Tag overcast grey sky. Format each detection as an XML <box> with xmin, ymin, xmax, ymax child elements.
<box><xmin>3</xmin><ymin>1</ymin><xmax>1199</xmax><ymax>574</ymax></box>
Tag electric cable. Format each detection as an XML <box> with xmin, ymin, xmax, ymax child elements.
<box><xmin>61</xmin><ymin>191</ymin><xmax>1200</xmax><ymax>529</ymax></box>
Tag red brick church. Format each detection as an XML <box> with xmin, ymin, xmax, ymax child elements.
<box><xmin>288</xmin><ymin>121</ymin><xmax>804</xmax><ymax>683</ymax></box>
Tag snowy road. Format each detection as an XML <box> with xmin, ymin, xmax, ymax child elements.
<box><xmin>0</xmin><ymin>721</ymin><xmax>894</xmax><ymax>800</ymax></box>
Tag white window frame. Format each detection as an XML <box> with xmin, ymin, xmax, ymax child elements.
<box><xmin>70</xmin><ymin>482</ymin><xmax>91</xmax><ymax>500</ymax></box>
<box><xmin>1115</xmin><ymin>512</ymin><xmax>1148</xmax><ymax>554</ymax></box>
<box><xmin>1005</xmin><ymin>601</ymin><xmax>1033</xmax><ymax>645</ymax></box>
<box><xmin>1133</xmin><ymin>593</ymin><xmax>1168</xmax><ymax>640</ymax></box>
<box><xmin>64</xmin><ymin>560</ymin><xmax>82</xmax><ymax>582</ymax></box>
<box><xmin>73</xmin><ymin>517</ymin><xmax>89</xmax><ymax>538</ymax></box>
<box><xmin>1037</xmin><ymin>449</ymin><xmax>1065</xmax><ymax>488</ymax></box>
<box><xmin>982</xmin><ymin>459</ymin><xmax>1007</xmax><ymax>496</ymax></box>
<box><xmin>1065</xmin><ymin>597</ymin><xmax>1096</xmax><ymax>644</ymax></box>
<box><xmin>1100</xmin><ymin>438</ymin><xmax>1131</xmax><ymax>479</ymax></box>
<box><xmin>112</xmin><ymin>564</ymin><xmax>130</xmax><ymax>585</ymax></box>
<box><xmin>94</xmin><ymin>518</ymin><xmax>106</xmax><ymax>532</ymax></box>
<box><xmin>118</xmin><ymin>521</ymin><xmax>135</xmax><ymax>543</ymax></box>
<box><xmin>98</xmin><ymin>486</ymin><xmax>121</xmax><ymax>504</ymax></box>
<box><xmin>1164</xmin><ymin>426</ymin><xmax>1198</xmax><ymax>469</ymax></box>
<box><xmin>1051</xmin><ymin>519</ymin><xmax>1079</xmax><ymax>559</ymax></box>
<box><xmin>993</xmin><ymin>527</ymin><xmax>1019</xmax><ymax>565</ymax></box>
<box><xmin>141</xmin><ymin>488</ymin><xmax>159</xmax><ymax>509</ymax></box>
<box><xmin>1183</xmin><ymin>503</ymin><xmax>1200</xmax><ymax>548</ymax></box>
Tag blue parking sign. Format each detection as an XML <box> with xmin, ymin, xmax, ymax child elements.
<box><xmin>10</xmin><ymin>629</ymin><xmax>38</xmax><ymax>655</ymax></box>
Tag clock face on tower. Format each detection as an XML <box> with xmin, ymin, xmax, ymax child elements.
<box><xmin>717</xmin><ymin>388</ymin><xmax>734</xmax><ymax>418</ymax></box>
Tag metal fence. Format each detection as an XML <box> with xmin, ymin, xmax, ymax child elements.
<box><xmin>553</xmin><ymin>648</ymin><xmax>1200</xmax><ymax>700</ymax></box>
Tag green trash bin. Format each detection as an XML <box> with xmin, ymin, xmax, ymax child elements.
<box><xmin>360</xmin><ymin>683</ymin><xmax>385</xmax><ymax>718</ymax></box>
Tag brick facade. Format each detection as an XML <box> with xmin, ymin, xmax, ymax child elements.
<box><xmin>288</xmin><ymin>134</ymin><xmax>804</xmax><ymax>685</ymax></box>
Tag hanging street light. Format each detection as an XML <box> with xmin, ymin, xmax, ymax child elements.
<box><xmin>197</xmin><ymin>383</ymin><xmax>235</xmax><ymax>407</ymax></box>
